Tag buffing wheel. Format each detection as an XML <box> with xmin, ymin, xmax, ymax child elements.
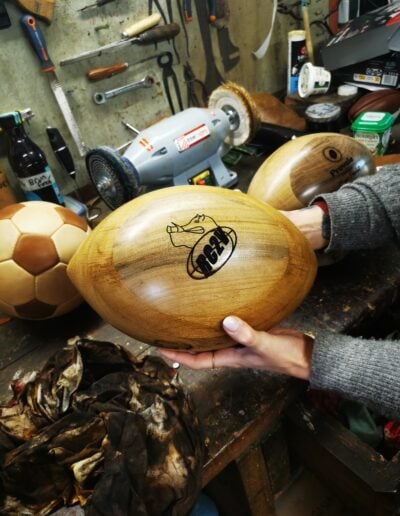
<box><xmin>86</xmin><ymin>146</ymin><xmax>141</xmax><ymax>210</ymax></box>
<box><xmin>208</xmin><ymin>82</ymin><xmax>260</xmax><ymax>146</ymax></box>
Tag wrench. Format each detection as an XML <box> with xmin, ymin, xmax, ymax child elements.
<box><xmin>93</xmin><ymin>75</ymin><xmax>154</xmax><ymax>104</ymax></box>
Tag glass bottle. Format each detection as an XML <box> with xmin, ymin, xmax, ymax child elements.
<box><xmin>0</xmin><ymin>111</ymin><xmax>64</xmax><ymax>205</ymax></box>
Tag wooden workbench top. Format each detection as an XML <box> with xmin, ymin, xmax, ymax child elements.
<box><xmin>1</xmin><ymin>239</ymin><xmax>399</xmax><ymax>487</ymax></box>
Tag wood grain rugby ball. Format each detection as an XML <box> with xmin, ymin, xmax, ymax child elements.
<box><xmin>67</xmin><ymin>186</ymin><xmax>317</xmax><ymax>351</ymax></box>
<box><xmin>247</xmin><ymin>133</ymin><xmax>375</xmax><ymax>210</ymax></box>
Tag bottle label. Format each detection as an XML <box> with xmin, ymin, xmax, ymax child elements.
<box><xmin>18</xmin><ymin>166</ymin><xmax>64</xmax><ymax>204</ymax></box>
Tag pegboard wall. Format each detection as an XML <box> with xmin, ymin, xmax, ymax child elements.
<box><xmin>0</xmin><ymin>0</ymin><xmax>330</xmax><ymax>198</ymax></box>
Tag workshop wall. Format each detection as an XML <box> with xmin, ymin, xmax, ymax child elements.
<box><xmin>0</xmin><ymin>0</ymin><xmax>329</xmax><ymax>198</ymax></box>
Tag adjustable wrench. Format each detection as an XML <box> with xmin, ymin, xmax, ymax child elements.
<box><xmin>93</xmin><ymin>75</ymin><xmax>154</xmax><ymax>104</ymax></box>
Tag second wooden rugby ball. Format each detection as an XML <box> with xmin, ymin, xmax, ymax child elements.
<box><xmin>248</xmin><ymin>133</ymin><xmax>375</xmax><ymax>210</ymax></box>
<box><xmin>67</xmin><ymin>186</ymin><xmax>317</xmax><ymax>351</ymax></box>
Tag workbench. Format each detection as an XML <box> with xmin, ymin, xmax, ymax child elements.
<box><xmin>1</xmin><ymin>227</ymin><xmax>400</xmax><ymax>514</ymax></box>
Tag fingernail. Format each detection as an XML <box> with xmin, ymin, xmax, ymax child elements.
<box><xmin>223</xmin><ymin>316</ymin><xmax>240</xmax><ymax>331</ymax></box>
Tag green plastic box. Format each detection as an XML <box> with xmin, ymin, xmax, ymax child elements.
<box><xmin>351</xmin><ymin>111</ymin><xmax>394</xmax><ymax>156</ymax></box>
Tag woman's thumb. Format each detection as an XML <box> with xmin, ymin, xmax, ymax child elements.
<box><xmin>222</xmin><ymin>316</ymin><xmax>258</xmax><ymax>347</ymax></box>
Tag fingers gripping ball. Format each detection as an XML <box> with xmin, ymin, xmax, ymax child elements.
<box><xmin>0</xmin><ymin>202</ymin><xmax>90</xmax><ymax>320</ymax></box>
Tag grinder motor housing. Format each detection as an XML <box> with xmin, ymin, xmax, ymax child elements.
<box><xmin>86</xmin><ymin>105</ymin><xmax>247</xmax><ymax>210</ymax></box>
<box><xmin>122</xmin><ymin>107</ymin><xmax>237</xmax><ymax>188</ymax></box>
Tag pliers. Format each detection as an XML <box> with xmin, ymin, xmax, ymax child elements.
<box><xmin>157</xmin><ymin>52</ymin><xmax>184</xmax><ymax>114</ymax></box>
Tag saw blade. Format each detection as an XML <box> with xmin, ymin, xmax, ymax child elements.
<box><xmin>208</xmin><ymin>82</ymin><xmax>260</xmax><ymax>146</ymax></box>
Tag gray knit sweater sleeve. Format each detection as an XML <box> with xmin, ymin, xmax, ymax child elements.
<box><xmin>316</xmin><ymin>170</ymin><xmax>400</xmax><ymax>253</ymax></box>
<box><xmin>310</xmin><ymin>332</ymin><xmax>400</xmax><ymax>419</ymax></box>
<box><xmin>309</xmin><ymin>171</ymin><xmax>400</xmax><ymax>419</ymax></box>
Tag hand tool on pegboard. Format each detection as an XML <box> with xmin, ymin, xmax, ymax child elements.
<box><xmin>175</xmin><ymin>0</ymin><xmax>190</xmax><ymax>58</ymax></box>
<box><xmin>147</xmin><ymin>0</ymin><xmax>182</xmax><ymax>63</ymax></box>
<box><xmin>164</xmin><ymin>0</ymin><xmax>180</xmax><ymax>64</ymax></box>
<box><xmin>20</xmin><ymin>15</ymin><xmax>88</xmax><ymax>156</ymax></box>
<box><xmin>121</xmin><ymin>12</ymin><xmax>161</xmax><ymax>38</ymax></box>
<box><xmin>301</xmin><ymin>0</ymin><xmax>314</xmax><ymax>64</ymax></box>
<box><xmin>86</xmin><ymin>52</ymin><xmax>166</xmax><ymax>81</ymax></box>
<box><xmin>78</xmin><ymin>0</ymin><xmax>116</xmax><ymax>11</ymax></box>
<box><xmin>16</xmin><ymin>0</ymin><xmax>55</xmax><ymax>24</ymax></box>
<box><xmin>60</xmin><ymin>23</ymin><xmax>180</xmax><ymax>65</ymax></box>
<box><xmin>183</xmin><ymin>0</ymin><xmax>192</xmax><ymax>22</ymax></box>
<box><xmin>93</xmin><ymin>76</ymin><xmax>154</xmax><ymax>104</ymax></box>
<box><xmin>213</xmin><ymin>0</ymin><xmax>240</xmax><ymax>72</ymax></box>
<box><xmin>183</xmin><ymin>62</ymin><xmax>207</xmax><ymax>107</ymax></box>
<box><xmin>157</xmin><ymin>51</ymin><xmax>183</xmax><ymax>114</ymax></box>
<box><xmin>193</xmin><ymin>0</ymin><xmax>224</xmax><ymax>95</ymax></box>
<box><xmin>0</xmin><ymin>1</ymin><xmax>11</xmax><ymax>29</ymax></box>
<box><xmin>46</xmin><ymin>127</ymin><xmax>84</xmax><ymax>201</ymax></box>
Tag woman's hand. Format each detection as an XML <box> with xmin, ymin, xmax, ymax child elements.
<box><xmin>281</xmin><ymin>205</ymin><xmax>327</xmax><ymax>250</ymax></box>
<box><xmin>159</xmin><ymin>316</ymin><xmax>314</xmax><ymax>380</ymax></box>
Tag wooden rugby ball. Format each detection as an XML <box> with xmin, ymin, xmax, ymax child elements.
<box><xmin>67</xmin><ymin>186</ymin><xmax>317</xmax><ymax>351</ymax></box>
<box><xmin>248</xmin><ymin>133</ymin><xmax>375</xmax><ymax>210</ymax></box>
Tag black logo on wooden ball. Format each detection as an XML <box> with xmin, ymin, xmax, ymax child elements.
<box><xmin>166</xmin><ymin>214</ymin><xmax>237</xmax><ymax>279</ymax></box>
<box><xmin>323</xmin><ymin>147</ymin><xmax>343</xmax><ymax>162</ymax></box>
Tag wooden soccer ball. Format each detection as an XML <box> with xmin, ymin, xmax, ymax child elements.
<box><xmin>0</xmin><ymin>201</ymin><xmax>90</xmax><ymax>319</ymax></box>
<box><xmin>248</xmin><ymin>133</ymin><xmax>375</xmax><ymax>210</ymax></box>
<box><xmin>67</xmin><ymin>186</ymin><xmax>317</xmax><ymax>351</ymax></box>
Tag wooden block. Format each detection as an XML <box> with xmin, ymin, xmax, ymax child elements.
<box><xmin>236</xmin><ymin>444</ymin><xmax>276</xmax><ymax>515</ymax></box>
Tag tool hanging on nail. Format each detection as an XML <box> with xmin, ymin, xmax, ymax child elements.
<box><xmin>175</xmin><ymin>0</ymin><xmax>190</xmax><ymax>57</ymax></box>
<box><xmin>158</xmin><ymin>51</ymin><xmax>183</xmax><ymax>114</ymax></box>
<box><xmin>194</xmin><ymin>0</ymin><xmax>224</xmax><ymax>94</ymax></box>
<box><xmin>301</xmin><ymin>0</ymin><xmax>314</xmax><ymax>64</ymax></box>
<box><xmin>148</xmin><ymin>0</ymin><xmax>168</xmax><ymax>24</ymax></box>
<box><xmin>208</xmin><ymin>0</ymin><xmax>216</xmax><ymax>23</ymax></box>
<box><xmin>46</xmin><ymin>127</ymin><xmax>84</xmax><ymax>202</ymax></box>
<box><xmin>20</xmin><ymin>15</ymin><xmax>87</xmax><ymax>156</ymax></box>
<box><xmin>60</xmin><ymin>23</ymin><xmax>181</xmax><ymax>66</ymax></box>
<box><xmin>121</xmin><ymin>12</ymin><xmax>161</xmax><ymax>38</ymax></box>
<box><xmin>47</xmin><ymin>127</ymin><xmax>77</xmax><ymax>180</ymax></box>
<box><xmin>78</xmin><ymin>0</ymin><xmax>117</xmax><ymax>12</ymax></box>
<box><xmin>183</xmin><ymin>62</ymin><xmax>207</xmax><ymax>107</ymax></box>
<box><xmin>86</xmin><ymin>52</ymin><xmax>165</xmax><ymax>82</ymax></box>
<box><xmin>16</xmin><ymin>0</ymin><xmax>55</xmax><ymax>24</ymax></box>
<box><xmin>0</xmin><ymin>1</ymin><xmax>11</xmax><ymax>29</ymax></box>
<box><xmin>93</xmin><ymin>75</ymin><xmax>154</xmax><ymax>105</ymax></box>
<box><xmin>183</xmin><ymin>0</ymin><xmax>192</xmax><ymax>22</ymax></box>
<box><xmin>164</xmin><ymin>0</ymin><xmax>180</xmax><ymax>63</ymax></box>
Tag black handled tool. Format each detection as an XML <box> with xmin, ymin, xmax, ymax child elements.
<box><xmin>78</xmin><ymin>0</ymin><xmax>116</xmax><ymax>11</ymax></box>
<box><xmin>60</xmin><ymin>23</ymin><xmax>181</xmax><ymax>65</ymax></box>
<box><xmin>0</xmin><ymin>1</ymin><xmax>11</xmax><ymax>29</ymax></box>
<box><xmin>47</xmin><ymin>127</ymin><xmax>76</xmax><ymax>180</ymax></box>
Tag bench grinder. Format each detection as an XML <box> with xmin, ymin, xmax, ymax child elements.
<box><xmin>86</xmin><ymin>82</ymin><xmax>260</xmax><ymax>210</ymax></box>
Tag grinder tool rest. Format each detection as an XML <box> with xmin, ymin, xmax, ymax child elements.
<box><xmin>85</xmin><ymin>83</ymin><xmax>260</xmax><ymax>210</ymax></box>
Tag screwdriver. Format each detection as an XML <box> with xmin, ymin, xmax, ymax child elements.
<box><xmin>78</xmin><ymin>0</ymin><xmax>116</xmax><ymax>12</ymax></box>
<box><xmin>60</xmin><ymin>23</ymin><xmax>181</xmax><ymax>66</ymax></box>
<box><xmin>86</xmin><ymin>52</ymin><xmax>164</xmax><ymax>81</ymax></box>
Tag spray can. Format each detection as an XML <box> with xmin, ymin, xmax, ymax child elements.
<box><xmin>287</xmin><ymin>30</ymin><xmax>307</xmax><ymax>95</ymax></box>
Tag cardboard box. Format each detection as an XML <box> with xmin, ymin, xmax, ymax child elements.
<box><xmin>330</xmin><ymin>53</ymin><xmax>400</xmax><ymax>88</ymax></box>
<box><xmin>321</xmin><ymin>1</ymin><xmax>400</xmax><ymax>72</ymax></box>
